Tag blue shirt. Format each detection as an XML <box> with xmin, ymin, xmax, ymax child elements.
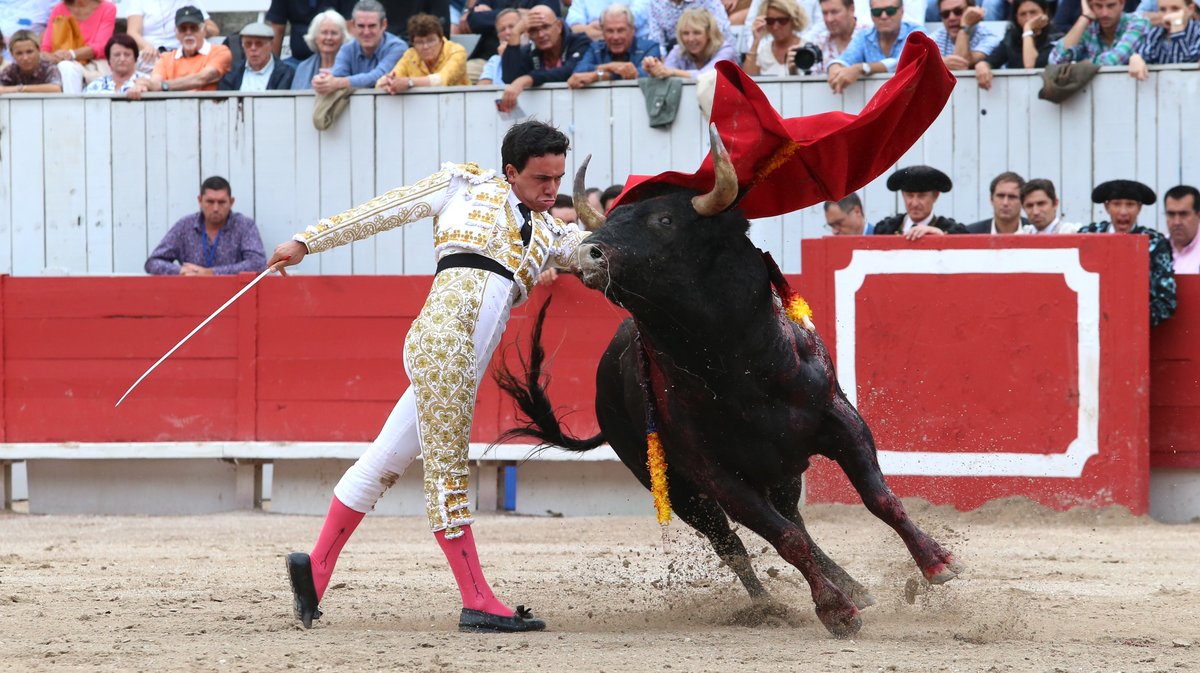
<box><xmin>332</xmin><ymin>32</ymin><xmax>407</xmax><ymax>88</ymax></box>
<box><xmin>573</xmin><ymin>38</ymin><xmax>662</xmax><ymax>77</ymax></box>
<box><xmin>832</xmin><ymin>20</ymin><xmax>925</xmax><ymax>72</ymax></box>
<box><xmin>1137</xmin><ymin>18</ymin><xmax>1200</xmax><ymax>64</ymax></box>
<box><xmin>929</xmin><ymin>23</ymin><xmax>1001</xmax><ymax>57</ymax></box>
<box><xmin>566</xmin><ymin>0</ymin><xmax>653</xmax><ymax>41</ymax></box>
<box><xmin>479</xmin><ymin>54</ymin><xmax>505</xmax><ymax>84</ymax></box>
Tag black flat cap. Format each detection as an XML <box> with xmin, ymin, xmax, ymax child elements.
<box><xmin>886</xmin><ymin>165</ymin><xmax>953</xmax><ymax>193</ymax></box>
<box><xmin>1091</xmin><ymin>179</ymin><xmax>1156</xmax><ymax>205</ymax></box>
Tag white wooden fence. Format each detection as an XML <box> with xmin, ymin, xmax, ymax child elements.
<box><xmin>1</xmin><ymin>64</ymin><xmax>1196</xmax><ymax>276</ymax></box>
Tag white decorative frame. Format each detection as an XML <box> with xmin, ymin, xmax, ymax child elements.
<box><xmin>834</xmin><ymin>248</ymin><xmax>1100</xmax><ymax>478</ymax></box>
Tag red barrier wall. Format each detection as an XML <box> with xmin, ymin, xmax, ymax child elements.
<box><xmin>1149</xmin><ymin>276</ymin><xmax>1200</xmax><ymax>469</ymax></box>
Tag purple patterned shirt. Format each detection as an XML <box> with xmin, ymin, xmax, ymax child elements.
<box><xmin>145</xmin><ymin>211</ymin><xmax>267</xmax><ymax>275</ymax></box>
<box><xmin>0</xmin><ymin>58</ymin><xmax>62</xmax><ymax>87</ymax></box>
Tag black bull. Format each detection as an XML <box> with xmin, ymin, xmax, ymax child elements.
<box><xmin>496</xmin><ymin>141</ymin><xmax>962</xmax><ymax>638</ymax></box>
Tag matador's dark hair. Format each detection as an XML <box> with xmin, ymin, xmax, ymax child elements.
<box><xmin>501</xmin><ymin>121</ymin><xmax>570</xmax><ymax>173</ymax></box>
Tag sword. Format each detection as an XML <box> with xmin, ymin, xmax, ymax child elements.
<box><xmin>115</xmin><ymin>259</ymin><xmax>288</xmax><ymax>407</ymax></box>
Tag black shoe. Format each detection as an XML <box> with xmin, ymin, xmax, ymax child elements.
<box><xmin>285</xmin><ymin>552</ymin><xmax>322</xmax><ymax>629</ymax></box>
<box><xmin>458</xmin><ymin>605</ymin><xmax>547</xmax><ymax>633</ymax></box>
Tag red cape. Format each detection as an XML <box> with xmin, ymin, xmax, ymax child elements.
<box><xmin>608</xmin><ymin>32</ymin><xmax>955</xmax><ymax>219</ymax></box>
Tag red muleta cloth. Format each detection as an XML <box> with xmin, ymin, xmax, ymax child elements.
<box><xmin>608</xmin><ymin>32</ymin><xmax>956</xmax><ymax>219</ymax></box>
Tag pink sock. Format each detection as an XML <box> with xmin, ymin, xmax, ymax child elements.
<box><xmin>435</xmin><ymin>525</ymin><xmax>511</xmax><ymax>616</ymax></box>
<box><xmin>310</xmin><ymin>496</ymin><xmax>365</xmax><ymax>601</ymax></box>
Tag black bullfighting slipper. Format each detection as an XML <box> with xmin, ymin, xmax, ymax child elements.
<box><xmin>458</xmin><ymin>605</ymin><xmax>546</xmax><ymax>633</ymax></box>
<box><xmin>285</xmin><ymin>552</ymin><xmax>322</xmax><ymax>629</ymax></box>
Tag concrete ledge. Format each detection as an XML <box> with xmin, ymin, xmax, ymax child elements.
<box><xmin>1150</xmin><ymin>467</ymin><xmax>1200</xmax><ymax>524</ymax></box>
<box><xmin>26</xmin><ymin>459</ymin><xmax>254</xmax><ymax>515</ymax></box>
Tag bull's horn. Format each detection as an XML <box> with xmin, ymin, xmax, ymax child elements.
<box><xmin>691</xmin><ymin>123</ymin><xmax>739</xmax><ymax>216</ymax></box>
<box><xmin>573</xmin><ymin>155</ymin><xmax>606</xmax><ymax>231</ymax></box>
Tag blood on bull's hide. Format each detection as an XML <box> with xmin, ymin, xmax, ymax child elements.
<box><xmin>496</xmin><ymin>128</ymin><xmax>963</xmax><ymax>638</ymax></box>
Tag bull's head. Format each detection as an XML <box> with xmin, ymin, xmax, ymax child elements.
<box><xmin>572</xmin><ymin>126</ymin><xmax>754</xmax><ymax>317</ymax></box>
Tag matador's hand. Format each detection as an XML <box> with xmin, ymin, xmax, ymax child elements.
<box><xmin>269</xmin><ymin>240</ymin><xmax>307</xmax><ymax>276</ymax></box>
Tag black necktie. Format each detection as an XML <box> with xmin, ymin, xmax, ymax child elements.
<box><xmin>518</xmin><ymin>203</ymin><xmax>532</xmax><ymax>247</ymax></box>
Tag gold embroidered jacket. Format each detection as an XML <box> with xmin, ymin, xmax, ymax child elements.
<box><xmin>294</xmin><ymin>162</ymin><xmax>587</xmax><ymax>305</ymax></box>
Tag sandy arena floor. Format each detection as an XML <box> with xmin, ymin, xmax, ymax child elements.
<box><xmin>0</xmin><ymin>499</ymin><xmax>1197</xmax><ymax>673</ymax></box>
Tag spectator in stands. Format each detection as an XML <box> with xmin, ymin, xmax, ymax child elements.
<box><xmin>1128</xmin><ymin>0</ymin><xmax>1199</xmax><ymax>78</ymax></box>
<box><xmin>1050</xmin><ymin>0</ymin><xmax>1149</xmax><ymax>64</ymax></box>
<box><xmin>647</xmin><ymin>0</ymin><xmax>733</xmax><ymax>52</ymax></box>
<box><xmin>1052</xmin><ymin>0</ymin><xmax>1141</xmax><ymax>33</ymax></box>
<box><xmin>568</xmin><ymin>0</ymin><xmax>652</xmax><ymax>40</ymax></box>
<box><xmin>931</xmin><ymin>0</ymin><xmax>1000</xmax><ymax>69</ymax></box>
<box><xmin>568</xmin><ymin>4</ymin><xmax>660</xmax><ymax>87</ymax></box>
<box><xmin>461</xmin><ymin>0</ymin><xmax>550</xmax><ymax>81</ymax></box>
<box><xmin>808</xmin><ymin>0</ymin><xmax>870</xmax><ymax>74</ymax></box>
<box><xmin>84</xmin><ymin>33</ymin><xmax>147</xmax><ymax>93</ymax></box>
<box><xmin>0</xmin><ymin>29</ymin><xmax>62</xmax><ymax>92</ymax></box>
<box><xmin>975</xmin><ymin>0</ymin><xmax>1061</xmax><ymax>90</ymax></box>
<box><xmin>378</xmin><ymin>0</ymin><xmax>450</xmax><ymax>42</ymax></box>
<box><xmin>291</xmin><ymin>9</ymin><xmax>351</xmax><ymax>90</ymax></box>
<box><xmin>0</xmin><ymin>1</ymin><xmax>58</xmax><ymax>42</ymax></box>
<box><xmin>126</xmin><ymin>0</ymin><xmax>219</xmax><ymax>63</ymax></box>
<box><xmin>967</xmin><ymin>172</ymin><xmax>1028</xmax><ymax>233</ymax></box>
<box><xmin>39</xmin><ymin>0</ymin><xmax>116</xmax><ymax>94</ymax></box>
<box><xmin>743</xmin><ymin>0</ymin><xmax>812</xmax><ymax>75</ymax></box>
<box><xmin>476</xmin><ymin>7</ymin><xmax>520</xmax><ymax>84</ymax></box>
<box><xmin>1165</xmin><ymin>184</ymin><xmax>1200</xmax><ymax>273</ymax></box>
<box><xmin>499</xmin><ymin>4</ymin><xmax>591</xmax><ymax>111</ymax></box>
<box><xmin>824</xmin><ymin>194</ymin><xmax>874</xmax><ymax>235</ymax></box>
<box><xmin>587</xmin><ymin>187</ymin><xmax>603</xmax><ymax>212</ymax></box>
<box><xmin>873</xmin><ymin>165</ymin><xmax>968</xmax><ymax>238</ymax></box>
<box><xmin>550</xmin><ymin>193</ymin><xmax>578</xmax><ymax>222</ymax></box>
<box><xmin>266</xmin><ymin>0</ymin><xmax>354</xmax><ymax>65</ymax></box>
<box><xmin>643</xmin><ymin>7</ymin><xmax>739</xmax><ymax>78</ymax></box>
<box><xmin>601</xmin><ymin>183</ymin><xmax>623</xmax><ymax>211</ymax></box>
<box><xmin>313</xmin><ymin>0</ymin><xmax>407</xmax><ymax>94</ymax></box>
<box><xmin>146</xmin><ymin>176</ymin><xmax>267</xmax><ymax>276</ymax></box>
<box><xmin>220</xmin><ymin>22</ymin><xmax>296</xmax><ymax>90</ymax></box>
<box><xmin>827</xmin><ymin>0</ymin><xmax>923</xmax><ymax>93</ymax></box>
<box><xmin>1019</xmin><ymin>178</ymin><xmax>1081</xmax><ymax>233</ymax></box>
<box><xmin>378</xmin><ymin>12</ymin><xmax>468</xmax><ymax>91</ymax></box>
<box><xmin>1078</xmin><ymin>179</ymin><xmax>1175</xmax><ymax>326</ymax></box>
<box><xmin>129</xmin><ymin>6</ymin><xmax>233</xmax><ymax>98</ymax></box>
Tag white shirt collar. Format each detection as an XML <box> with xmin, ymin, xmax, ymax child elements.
<box><xmin>902</xmin><ymin>213</ymin><xmax>933</xmax><ymax>232</ymax></box>
<box><xmin>174</xmin><ymin>39</ymin><xmax>213</xmax><ymax>59</ymax></box>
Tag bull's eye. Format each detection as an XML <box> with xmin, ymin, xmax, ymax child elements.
<box><xmin>656</xmin><ymin>215</ymin><xmax>673</xmax><ymax>228</ymax></box>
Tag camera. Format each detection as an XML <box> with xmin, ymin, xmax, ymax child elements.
<box><xmin>792</xmin><ymin>43</ymin><xmax>823</xmax><ymax>74</ymax></box>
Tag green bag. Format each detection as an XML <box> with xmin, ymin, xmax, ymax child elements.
<box><xmin>638</xmin><ymin>76</ymin><xmax>683</xmax><ymax>128</ymax></box>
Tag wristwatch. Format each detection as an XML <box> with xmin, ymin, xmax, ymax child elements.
<box><xmin>161</xmin><ymin>81</ymin><xmax>169</xmax><ymax>91</ymax></box>
<box><xmin>407</xmin><ymin>78</ymin><xmax>414</xmax><ymax>88</ymax></box>
<box><xmin>861</xmin><ymin>62</ymin><xmax>871</xmax><ymax>75</ymax></box>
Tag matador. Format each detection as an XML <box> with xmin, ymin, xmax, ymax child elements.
<box><xmin>269</xmin><ymin>121</ymin><xmax>587</xmax><ymax>633</ymax></box>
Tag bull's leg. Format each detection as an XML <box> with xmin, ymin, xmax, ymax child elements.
<box><xmin>824</xmin><ymin>400</ymin><xmax>963</xmax><ymax>584</ymax></box>
<box><xmin>767</xmin><ymin>481</ymin><xmax>877</xmax><ymax>610</ymax></box>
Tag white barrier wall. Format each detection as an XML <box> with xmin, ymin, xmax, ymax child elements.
<box><xmin>1</xmin><ymin>65</ymin><xmax>1196</xmax><ymax>276</ymax></box>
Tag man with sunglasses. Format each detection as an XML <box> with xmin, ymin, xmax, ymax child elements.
<box><xmin>826</xmin><ymin>0</ymin><xmax>923</xmax><ymax>93</ymax></box>
<box><xmin>931</xmin><ymin>0</ymin><xmax>999</xmax><ymax>69</ymax></box>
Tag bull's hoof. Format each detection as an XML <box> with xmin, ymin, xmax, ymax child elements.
<box><xmin>729</xmin><ymin>600</ymin><xmax>798</xmax><ymax>627</ymax></box>
<box><xmin>924</xmin><ymin>556</ymin><xmax>965</xmax><ymax>585</ymax></box>
<box><xmin>839</xmin><ymin>582</ymin><xmax>877</xmax><ymax>610</ymax></box>
<box><xmin>817</xmin><ymin>606</ymin><xmax>862</xmax><ymax>639</ymax></box>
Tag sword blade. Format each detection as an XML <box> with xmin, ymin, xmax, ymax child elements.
<box><xmin>115</xmin><ymin>266</ymin><xmax>276</xmax><ymax>407</ymax></box>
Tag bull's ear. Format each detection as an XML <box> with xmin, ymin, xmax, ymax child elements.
<box><xmin>573</xmin><ymin>155</ymin><xmax>607</xmax><ymax>231</ymax></box>
<box><xmin>692</xmin><ymin>124</ymin><xmax>738</xmax><ymax>216</ymax></box>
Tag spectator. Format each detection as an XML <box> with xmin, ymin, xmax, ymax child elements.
<box><xmin>586</xmin><ymin>187</ymin><xmax>603</xmax><ymax>212</ymax></box>
<box><xmin>601</xmin><ymin>183</ymin><xmax>623</xmax><ymax>211</ymax></box>
<box><xmin>146</xmin><ymin>176</ymin><xmax>267</xmax><ymax>276</ymax></box>
<box><xmin>930</xmin><ymin>0</ymin><xmax>1000</xmax><ymax>69</ymax></box>
<box><xmin>83</xmin><ymin>33</ymin><xmax>146</xmax><ymax>93</ymax></box>
<box><xmin>1050</xmin><ymin>0</ymin><xmax>1149</xmax><ymax>64</ymax></box>
<box><xmin>1019</xmin><ymin>178</ymin><xmax>1081</xmax><ymax>233</ymax></box>
<box><xmin>1052</xmin><ymin>0</ymin><xmax>1141</xmax><ymax>33</ymax></box>
<box><xmin>967</xmin><ymin>171</ymin><xmax>1028</xmax><ymax>233</ymax></box>
<box><xmin>0</xmin><ymin>29</ymin><xmax>62</xmax><ymax>92</ymax></box>
<box><xmin>873</xmin><ymin>165</ymin><xmax>968</xmax><ymax>238</ymax></box>
<box><xmin>313</xmin><ymin>0</ymin><xmax>408</xmax><ymax>95</ymax></box>
<box><xmin>126</xmin><ymin>0</ymin><xmax>218</xmax><ymax>60</ymax></box>
<box><xmin>827</xmin><ymin>0</ymin><xmax>923</xmax><ymax>93</ymax></box>
<box><xmin>568</xmin><ymin>0</ymin><xmax>652</xmax><ymax>40</ymax></box>
<box><xmin>744</xmin><ymin>0</ymin><xmax>811</xmax><ymax>75</ymax></box>
<box><xmin>1078</xmin><ymin>179</ymin><xmax>1175</xmax><ymax>326</ymax></box>
<box><xmin>265</xmin><ymin>0</ymin><xmax>354</xmax><ymax>64</ymax></box>
<box><xmin>824</xmin><ymin>194</ymin><xmax>874</xmax><ymax>235</ymax></box>
<box><xmin>0</xmin><ymin>1</ymin><xmax>58</xmax><ymax>40</ymax></box>
<box><xmin>129</xmin><ymin>6</ymin><xmax>233</xmax><ymax>98</ymax></box>
<box><xmin>975</xmin><ymin>0</ymin><xmax>1061</xmax><ymax>90</ymax></box>
<box><xmin>220</xmin><ymin>22</ymin><xmax>296</xmax><ymax>90</ymax></box>
<box><xmin>499</xmin><ymin>5</ymin><xmax>591</xmax><ymax>111</ymax></box>
<box><xmin>550</xmin><ymin>193</ymin><xmax>578</xmax><ymax>223</ymax></box>
<box><xmin>1164</xmin><ymin>184</ymin><xmax>1200</xmax><ymax>273</ymax></box>
<box><xmin>477</xmin><ymin>7</ymin><xmax>520</xmax><ymax>85</ymax></box>
<box><xmin>1128</xmin><ymin>0</ymin><xmax>1199</xmax><ymax>78</ymax></box>
<box><xmin>378</xmin><ymin>13</ymin><xmax>467</xmax><ymax>91</ymax></box>
<box><xmin>807</xmin><ymin>0</ymin><xmax>870</xmax><ymax>74</ymax></box>
<box><xmin>647</xmin><ymin>0</ymin><xmax>733</xmax><ymax>52</ymax></box>
<box><xmin>40</xmin><ymin>0</ymin><xmax>116</xmax><ymax>94</ymax></box>
<box><xmin>291</xmin><ymin>9</ymin><xmax>351</xmax><ymax>90</ymax></box>
<box><xmin>568</xmin><ymin>4</ymin><xmax>661</xmax><ymax>87</ymax></box>
<box><xmin>643</xmin><ymin>7</ymin><xmax>739</xmax><ymax>78</ymax></box>
<box><xmin>378</xmin><ymin>0</ymin><xmax>450</xmax><ymax>42</ymax></box>
<box><xmin>461</xmin><ymin>0</ymin><xmax>549</xmax><ymax>76</ymax></box>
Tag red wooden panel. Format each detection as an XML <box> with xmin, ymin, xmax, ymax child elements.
<box><xmin>256</xmin><ymin>399</ymin><xmax>398</xmax><ymax>441</ymax></box>
<box><xmin>258</xmin><ymin>358</ymin><xmax>409</xmax><ymax>401</ymax></box>
<box><xmin>6</xmin><ymin>317</ymin><xmax>238</xmax><ymax>359</ymax></box>
<box><xmin>257</xmin><ymin>275</ymin><xmax>433</xmax><ymax>318</ymax></box>
<box><xmin>0</xmin><ymin>275</ymin><xmax>6</xmax><ymax>442</ymax></box>
<box><xmin>1150</xmin><ymin>360</ymin><xmax>1200</xmax><ymax>407</ymax></box>
<box><xmin>7</xmin><ymin>358</ymin><xmax>238</xmax><ymax>398</ymax></box>
<box><xmin>236</xmin><ymin>274</ymin><xmax>258</xmax><ymax>440</ymax></box>
<box><xmin>13</xmin><ymin>398</ymin><xmax>237</xmax><ymax>442</ymax></box>
<box><xmin>4</xmin><ymin>276</ymin><xmax>251</xmax><ymax>318</ymax></box>
<box><xmin>257</xmin><ymin>317</ymin><xmax>413</xmax><ymax>359</ymax></box>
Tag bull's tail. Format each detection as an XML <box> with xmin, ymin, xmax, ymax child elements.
<box><xmin>494</xmin><ymin>296</ymin><xmax>606</xmax><ymax>453</ymax></box>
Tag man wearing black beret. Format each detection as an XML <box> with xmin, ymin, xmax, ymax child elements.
<box><xmin>1078</xmin><ymin>179</ymin><xmax>1176</xmax><ymax>326</ymax></box>
<box><xmin>873</xmin><ymin>165</ymin><xmax>968</xmax><ymax>238</ymax></box>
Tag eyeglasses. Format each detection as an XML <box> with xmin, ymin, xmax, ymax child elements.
<box><xmin>939</xmin><ymin>6</ymin><xmax>966</xmax><ymax>18</ymax></box>
<box><xmin>870</xmin><ymin>5</ymin><xmax>901</xmax><ymax>17</ymax></box>
<box><xmin>764</xmin><ymin>16</ymin><xmax>791</xmax><ymax>25</ymax></box>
